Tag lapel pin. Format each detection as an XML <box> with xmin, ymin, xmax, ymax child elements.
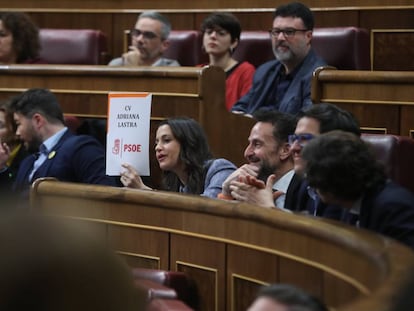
<box><xmin>48</xmin><ymin>151</ymin><xmax>56</xmax><ymax>159</ymax></box>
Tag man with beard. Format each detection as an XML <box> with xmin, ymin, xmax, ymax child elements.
<box><xmin>108</xmin><ymin>10</ymin><xmax>180</xmax><ymax>67</ymax></box>
<box><xmin>0</xmin><ymin>88</ymin><xmax>119</xmax><ymax>202</ymax></box>
<box><xmin>232</xmin><ymin>103</ymin><xmax>361</xmax><ymax>219</ymax></box>
<box><xmin>220</xmin><ymin>109</ymin><xmax>298</xmax><ymax>210</ymax></box>
<box><xmin>231</xmin><ymin>2</ymin><xmax>326</xmax><ymax>115</ymax></box>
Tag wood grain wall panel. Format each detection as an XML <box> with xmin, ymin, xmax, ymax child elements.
<box><xmin>400</xmin><ymin>106</ymin><xmax>414</xmax><ymax>137</ymax></box>
<box><xmin>359</xmin><ymin>9</ymin><xmax>414</xmax><ymax>29</ymax></box>
<box><xmin>324</xmin><ymin>273</ymin><xmax>363</xmax><ymax>307</ymax></box>
<box><xmin>2</xmin><ymin>1</ymin><xmax>414</xmax><ymax>9</ymax></box>
<box><xmin>372</xmin><ymin>30</ymin><xmax>414</xmax><ymax>71</ymax></box>
<box><xmin>312</xmin><ymin>68</ymin><xmax>414</xmax><ymax>136</ymax></box>
<box><xmin>31</xmin><ymin>179</ymin><xmax>414</xmax><ymax>311</ymax></box>
<box><xmin>278</xmin><ymin>257</ymin><xmax>324</xmax><ymax>299</ymax></box>
<box><xmin>227</xmin><ymin>245</ymin><xmax>278</xmax><ymax>311</ymax></box>
<box><xmin>108</xmin><ymin>226</ymin><xmax>169</xmax><ymax>270</ymax></box>
<box><xmin>171</xmin><ymin>235</ymin><xmax>226</xmax><ymax>311</ymax></box>
<box><xmin>313</xmin><ymin>10</ymin><xmax>360</xmax><ymax>28</ymax></box>
<box><xmin>335</xmin><ymin>103</ymin><xmax>400</xmax><ymax>134</ymax></box>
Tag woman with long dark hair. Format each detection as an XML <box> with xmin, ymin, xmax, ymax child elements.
<box><xmin>121</xmin><ymin>117</ymin><xmax>236</xmax><ymax>198</ymax></box>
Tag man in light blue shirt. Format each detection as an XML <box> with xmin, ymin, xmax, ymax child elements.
<box><xmin>0</xmin><ymin>88</ymin><xmax>119</xmax><ymax>202</ymax></box>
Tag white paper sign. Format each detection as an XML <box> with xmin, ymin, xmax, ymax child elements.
<box><xmin>106</xmin><ymin>92</ymin><xmax>152</xmax><ymax>176</ymax></box>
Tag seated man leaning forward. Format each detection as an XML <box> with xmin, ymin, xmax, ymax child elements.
<box><xmin>231</xmin><ymin>2</ymin><xmax>326</xmax><ymax>115</ymax></box>
<box><xmin>108</xmin><ymin>10</ymin><xmax>180</xmax><ymax>67</ymax></box>
<box><xmin>0</xmin><ymin>88</ymin><xmax>119</xmax><ymax>202</ymax></box>
<box><xmin>302</xmin><ymin>130</ymin><xmax>414</xmax><ymax>249</ymax></box>
<box><xmin>220</xmin><ymin>109</ymin><xmax>298</xmax><ymax>210</ymax></box>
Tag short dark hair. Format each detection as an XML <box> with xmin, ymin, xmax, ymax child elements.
<box><xmin>302</xmin><ymin>130</ymin><xmax>387</xmax><ymax>201</ymax></box>
<box><xmin>10</xmin><ymin>88</ymin><xmax>64</xmax><ymax>124</ymax></box>
<box><xmin>253</xmin><ymin>109</ymin><xmax>297</xmax><ymax>144</ymax></box>
<box><xmin>0</xmin><ymin>12</ymin><xmax>40</xmax><ymax>63</ymax></box>
<box><xmin>160</xmin><ymin>117</ymin><xmax>212</xmax><ymax>194</ymax></box>
<box><xmin>297</xmin><ymin>103</ymin><xmax>361</xmax><ymax>136</ymax></box>
<box><xmin>255</xmin><ymin>283</ymin><xmax>328</xmax><ymax>311</ymax></box>
<box><xmin>274</xmin><ymin>2</ymin><xmax>315</xmax><ymax>30</ymax></box>
<box><xmin>201</xmin><ymin>12</ymin><xmax>241</xmax><ymax>43</ymax></box>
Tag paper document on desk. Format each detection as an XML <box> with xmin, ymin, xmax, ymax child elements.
<box><xmin>106</xmin><ymin>92</ymin><xmax>152</xmax><ymax>176</ymax></box>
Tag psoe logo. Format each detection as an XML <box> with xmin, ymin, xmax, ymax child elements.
<box><xmin>112</xmin><ymin>138</ymin><xmax>121</xmax><ymax>155</ymax></box>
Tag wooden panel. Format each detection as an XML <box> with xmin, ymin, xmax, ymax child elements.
<box><xmin>227</xmin><ymin>245</ymin><xmax>277</xmax><ymax>310</ymax></box>
<box><xmin>30</xmin><ymin>179</ymin><xmax>414</xmax><ymax>311</ymax></box>
<box><xmin>401</xmin><ymin>106</ymin><xmax>414</xmax><ymax>137</ymax></box>
<box><xmin>108</xmin><ymin>226</ymin><xmax>169</xmax><ymax>270</ymax></box>
<box><xmin>0</xmin><ymin>65</ymin><xmax>256</xmax><ymax>187</ymax></box>
<box><xmin>312</xmin><ymin>67</ymin><xmax>414</xmax><ymax>136</ymax></box>
<box><xmin>372</xmin><ymin>29</ymin><xmax>414</xmax><ymax>71</ymax></box>
<box><xmin>2</xmin><ymin>1</ymin><xmax>414</xmax><ymax>9</ymax></box>
<box><xmin>279</xmin><ymin>257</ymin><xmax>323</xmax><ymax>299</ymax></box>
<box><xmin>171</xmin><ymin>235</ymin><xmax>225</xmax><ymax>311</ymax></box>
<box><xmin>324</xmin><ymin>273</ymin><xmax>363</xmax><ymax>307</ymax></box>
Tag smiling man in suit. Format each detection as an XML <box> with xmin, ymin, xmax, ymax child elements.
<box><xmin>0</xmin><ymin>88</ymin><xmax>118</xmax><ymax>202</ymax></box>
<box><xmin>220</xmin><ymin>109</ymin><xmax>299</xmax><ymax>210</ymax></box>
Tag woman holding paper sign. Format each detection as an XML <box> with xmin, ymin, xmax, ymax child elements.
<box><xmin>120</xmin><ymin>117</ymin><xmax>236</xmax><ymax>198</ymax></box>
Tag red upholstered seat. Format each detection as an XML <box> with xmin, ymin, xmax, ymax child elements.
<box><xmin>135</xmin><ymin>279</ymin><xmax>178</xmax><ymax>300</ymax></box>
<box><xmin>39</xmin><ymin>29</ymin><xmax>108</xmax><ymax>64</ymax></box>
<box><xmin>313</xmin><ymin>27</ymin><xmax>370</xmax><ymax>70</ymax></box>
<box><xmin>232</xmin><ymin>31</ymin><xmax>273</xmax><ymax>68</ymax></box>
<box><xmin>361</xmin><ymin>134</ymin><xmax>414</xmax><ymax>193</ymax></box>
<box><xmin>232</xmin><ymin>27</ymin><xmax>370</xmax><ymax>70</ymax></box>
<box><xmin>164</xmin><ymin>30</ymin><xmax>201</xmax><ymax>66</ymax></box>
<box><xmin>132</xmin><ymin>268</ymin><xmax>199</xmax><ymax>310</ymax></box>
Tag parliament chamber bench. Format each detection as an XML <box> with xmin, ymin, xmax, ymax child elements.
<box><xmin>311</xmin><ymin>66</ymin><xmax>414</xmax><ymax>137</ymax></box>
<box><xmin>123</xmin><ymin>27</ymin><xmax>371</xmax><ymax>70</ymax></box>
<box><xmin>39</xmin><ymin>28</ymin><xmax>109</xmax><ymax>65</ymax></box>
<box><xmin>0</xmin><ymin>65</ymin><xmax>255</xmax><ymax>187</ymax></box>
<box><xmin>30</xmin><ymin>178</ymin><xmax>414</xmax><ymax>311</ymax></box>
<box><xmin>17</xmin><ymin>4</ymin><xmax>413</xmax><ymax>71</ymax></box>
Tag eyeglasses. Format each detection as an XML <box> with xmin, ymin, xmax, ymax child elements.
<box><xmin>130</xmin><ymin>29</ymin><xmax>158</xmax><ymax>40</ymax></box>
<box><xmin>288</xmin><ymin>133</ymin><xmax>315</xmax><ymax>147</ymax></box>
<box><xmin>269</xmin><ymin>28</ymin><xmax>309</xmax><ymax>38</ymax></box>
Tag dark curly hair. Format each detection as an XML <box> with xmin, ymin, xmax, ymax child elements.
<box><xmin>0</xmin><ymin>12</ymin><xmax>40</xmax><ymax>63</ymax></box>
<box><xmin>302</xmin><ymin>130</ymin><xmax>387</xmax><ymax>201</ymax></box>
<box><xmin>159</xmin><ymin>117</ymin><xmax>212</xmax><ymax>194</ymax></box>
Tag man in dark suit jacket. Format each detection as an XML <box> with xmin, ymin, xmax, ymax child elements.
<box><xmin>231</xmin><ymin>2</ymin><xmax>326</xmax><ymax>115</ymax></box>
<box><xmin>288</xmin><ymin>103</ymin><xmax>361</xmax><ymax>219</ymax></box>
<box><xmin>220</xmin><ymin>109</ymin><xmax>299</xmax><ymax>210</ymax></box>
<box><xmin>302</xmin><ymin>130</ymin><xmax>414</xmax><ymax>249</ymax></box>
<box><xmin>0</xmin><ymin>88</ymin><xmax>119</xmax><ymax>202</ymax></box>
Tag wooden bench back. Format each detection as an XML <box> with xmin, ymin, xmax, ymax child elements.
<box><xmin>31</xmin><ymin>178</ymin><xmax>414</xmax><ymax>311</ymax></box>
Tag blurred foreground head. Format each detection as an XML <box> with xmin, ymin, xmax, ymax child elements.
<box><xmin>0</xmin><ymin>213</ymin><xmax>145</xmax><ymax>311</ymax></box>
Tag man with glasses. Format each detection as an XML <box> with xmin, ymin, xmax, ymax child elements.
<box><xmin>288</xmin><ymin>103</ymin><xmax>361</xmax><ymax>218</ymax></box>
<box><xmin>108</xmin><ymin>11</ymin><xmax>180</xmax><ymax>67</ymax></box>
<box><xmin>232</xmin><ymin>2</ymin><xmax>326</xmax><ymax>115</ymax></box>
